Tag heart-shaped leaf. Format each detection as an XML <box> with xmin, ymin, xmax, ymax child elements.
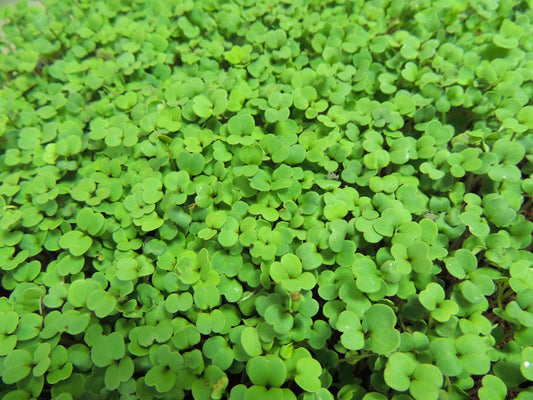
<box><xmin>294</xmin><ymin>358</ymin><xmax>322</xmax><ymax>392</ymax></box>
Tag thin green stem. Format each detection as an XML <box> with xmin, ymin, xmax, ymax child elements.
<box><xmin>398</xmin><ymin>316</ymin><xmax>410</xmax><ymax>333</ymax></box>
<box><xmin>70</xmin><ymin>0</ymin><xmax>86</xmax><ymax>14</ymax></box>
<box><xmin>445</xmin><ymin>375</ymin><xmax>453</xmax><ymax>396</ymax></box>
<box><xmin>48</xmin><ymin>27</ymin><xmax>66</xmax><ymax>48</ymax></box>
<box><xmin>501</xmin><ymin>287</ymin><xmax>515</xmax><ymax>302</ymax></box>
<box><xmin>496</xmin><ymin>280</ymin><xmax>507</xmax><ymax>310</ymax></box>
<box><xmin>239</xmin><ymin>287</ymin><xmax>260</xmax><ymax>303</ymax></box>
<box><xmin>339</xmin><ymin>351</ymin><xmax>373</xmax><ymax>365</ymax></box>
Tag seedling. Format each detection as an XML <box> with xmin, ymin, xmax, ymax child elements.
<box><xmin>0</xmin><ymin>0</ymin><xmax>532</xmax><ymax>399</ymax></box>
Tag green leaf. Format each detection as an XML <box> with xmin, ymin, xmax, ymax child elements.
<box><xmin>2</xmin><ymin>349</ymin><xmax>32</xmax><ymax>384</ymax></box>
<box><xmin>429</xmin><ymin>338</ymin><xmax>462</xmax><ymax>377</ymax></box>
<box><xmin>518</xmin><ymin>106</ymin><xmax>533</xmax><ymax>129</ymax></box>
<box><xmin>483</xmin><ymin>194</ymin><xmax>517</xmax><ymax>227</ymax></box>
<box><xmin>0</xmin><ymin>311</ymin><xmax>19</xmax><ymax>334</ymax></box>
<box><xmin>115</xmin><ymin>91</ymin><xmax>138</xmax><ymax>110</ymax></box>
<box><xmin>396</xmin><ymin>185</ymin><xmax>428</xmax><ymax>214</ymax></box>
<box><xmin>271</xmin><ymin>254</ymin><xmax>300</xmax><ymax>280</ymax></box>
<box><xmin>145</xmin><ymin>364</ymin><xmax>177</xmax><ymax>393</ymax></box>
<box><xmin>455</xmin><ymin>334</ymin><xmax>491</xmax><ymax>375</ymax></box>
<box><xmin>493</xmin><ymin>19</ymin><xmax>523</xmax><ymax>49</ymax></box>
<box><xmin>479</xmin><ymin>375</ymin><xmax>507</xmax><ymax>400</ymax></box>
<box><xmin>445</xmin><ymin>249</ymin><xmax>477</xmax><ymax>279</ymax></box>
<box><xmin>521</xmin><ymin>347</ymin><xmax>533</xmax><ymax>381</ymax></box>
<box><xmin>364</xmin><ymin>304</ymin><xmax>401</xmax><ymax>355</ymax></box>
<box><xmin>336</xmin><ymin>310</ymin><xmax>364</xmax><ymax>351</ymax></box>
<box><xmin>177</xmin><ymin>152</ymin><xmax>205</xmax><ymax>176</ymax></box>
<box><xmin>241</xmin><ymin>327</ymin><xmax>262</xmax><ymax>357</ymax></box>
<box><xmin>246</xmin><ymin>355</ymin><xmax>286</xmax><ymax>387</ymax></box>
<box><xmin>409</xmin><ymin>364</ymin><xmax>443</xmax><ymax>400</ymax></box>
<box><xmin>59</xmin><ymin>231</ymin><xmax>92</xmax><ymax>256</ymax></box>
<box><xmin>225</xmin><ymin>45</ymin><xmax>252</xmax><ymax>64</ymax></box>
<box><xmin>295</xmin><ymin>358</ymin><xmax>322</xmax><ymax>392</ymax></box>
<box><xmin>363</xmin><ymin>149</ymin><xmax>390</xmax><ymax>170</ymax></box>
<box><xmin>165</xmin><ymin>292</ymin><xmax>193</xmax><ymax>313</ymax></box>
<box><xmin>90</xmin><ymin>333</ymin><xmax>125</xmax><ymax>368</ymax></box>
<box><xmin>192</xmin><ymin>95</ymin><xmax>213</xmax><ymax>119</ymax></box>
<box><xmin>384</xmin><ymin>352</ymin><xmax>417</xmax><ymax>391</ymax></box>
<box><xmin>86</xmin><ymin>289</ymin><xmax>117</xmax><ymax>318</ymax></box>
<box><xmin>62</xmin><ymin>310</ymin><xmax>90</xmax><ymax>335</ymax></box>
<box><xmin>203</xmin><ymin>336</ymin><xmax>234</xmax><ymax>370</ymax></box>
<box><xmin>362</xmin><ymin>394</ymin><xmax>387</xmax><ymax>400</ymax></box>
<box><xmin>116</xmin><ymin>258</ymin><xmax>139</xmax><ymax>281</ymax></box>
<box><xmin>419</xmin><ymin>282</ymin><xmax>445</xmax><ymax>311</ymax></box>
<box><xmin>32</xmin><ymin>343</ymin><xmax>51</xmax><ymax>377</ymax></box>
<box><xmin>264</xmin><ymin>304</ymin><xmax>293</xmax><ymax>334</ymax></box>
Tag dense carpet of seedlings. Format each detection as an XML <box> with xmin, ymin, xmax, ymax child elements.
<box><xmin>0</xmin><ymin>0</ymin><xmax>533</xmax><ymax>399</ymax></box>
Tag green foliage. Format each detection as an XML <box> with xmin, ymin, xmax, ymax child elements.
<box><xmin>0</xmin><ymin>0</ymin><xmax>532</xmax><ymax>399</ymax></box>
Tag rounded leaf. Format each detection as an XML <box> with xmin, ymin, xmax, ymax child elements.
<box><xmin>241</xmin><ymin>327</ymin><xmax>262</xmax><ymax>357</ymax></box>
<box><xmin>295</xmin><ymin>358</ymin><xmax>322</xmax><ymax>392</ymax></box>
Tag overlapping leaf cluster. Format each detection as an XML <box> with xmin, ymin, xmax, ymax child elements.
<box><xmin>0</xmin><ymin>0</ymin><xmax>533</xmax><ymax>399</ymax></box>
